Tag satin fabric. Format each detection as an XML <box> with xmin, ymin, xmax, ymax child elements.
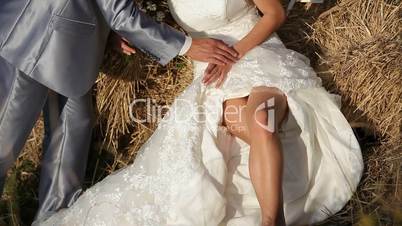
<box><xmin>36</xmin><ymin>90</ymin><xmax>94</xmax><ymax>221</ymax></box>
<box><xmin>0</xmin><ymin>56</ymin><xmax>93</xmax><ymax>221</ymax></box>
<box><xmin>0</xmin><ymin>0</ymin><xmax>186</xmax><ymax>221</ymax></box>
<box><xmin>0</xmin><ymin>0</ymin><xmax>185</xmax><ymax>97</ymax></box>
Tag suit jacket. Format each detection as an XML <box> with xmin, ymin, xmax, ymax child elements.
<box><xmin>0</xmin><ymin>0</ymin><xmax>185</xmax><ymax>97</ymax></box>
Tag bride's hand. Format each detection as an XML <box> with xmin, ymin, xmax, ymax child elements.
<box><xmin>202</xmin><ymin>63</ymin><xmax>233</xmax><ymax>88</ymax></box>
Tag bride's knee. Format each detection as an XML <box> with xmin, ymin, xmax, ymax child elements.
<box><xmin>246</xmin><ymin>102</ymin><xmax>285</xmax><ymax>136</ymax></box>
<box><xmin>249</xmin><ymin>86</ymin><xmax>281</xmax><ymax>98</ymax></box>
<box><xmin>246</xmin><ymin>109</ymin><xmax>277</xmax><ymax>137</ymax></box>
<box><xmin>247</xmin><ymin>107</ymin><xmax>288</xmax><ymax>136</ymax></box>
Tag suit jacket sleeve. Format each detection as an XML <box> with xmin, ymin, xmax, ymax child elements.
<box><xmin>95</xmin><ymin>0</ymin><xmax>186</xmax><ymax>65</ymax></box>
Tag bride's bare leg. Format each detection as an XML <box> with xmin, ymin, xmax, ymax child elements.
<box><xmin>223</xmin><ymin>86</ymin><xmax>288</xmax><ymax>226</ymax></box>
<box><xmin>246</xmin><ymin>86</ymin><xmax>287</xmax><ymax>226</ymax></box>
<box><xmin>222</xmin><ymin>97</ymin><xmax>250</xmax><ymax>143</ymax></box>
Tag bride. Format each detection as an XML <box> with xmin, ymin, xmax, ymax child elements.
<box><xmin>37</xmin><ymin>0</ymin><xmax>363</xmax><ymax>225</ymax></box>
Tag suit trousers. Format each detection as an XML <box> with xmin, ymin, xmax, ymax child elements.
<box><xmin>0</xmin><ymin>56</ymin><xmax>93</xmax><ymax>221</ymax></box>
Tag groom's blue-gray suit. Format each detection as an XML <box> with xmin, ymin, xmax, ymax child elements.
<box><xmin>0</xmin><ymin>0</ymin><xmax>185</xmax><ymax>221</ymax></box>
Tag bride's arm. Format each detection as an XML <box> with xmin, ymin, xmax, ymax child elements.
<box><xmin>203</xmin><ymin>0</ymin><xmax>286</xmax><ymax>86</ymax></box>
<box><xmin>234</xmin><ymin>0</ymin><xmax>286</xmax><ymax>57</ymax></box>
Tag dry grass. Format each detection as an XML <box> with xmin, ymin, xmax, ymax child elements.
<box><xmin>311</xmin><ymin>0</ymin><xmax>402</xmax><ymax>143</ymax></box>
<box><xmin>308</xmin><ymin>0</ymin><xmax>402</xmax><ymax>225</ymax></box>
<box><xmin>93</xmin><ymin>50</ymin><xmax>193</xmax><ymax>175</ymax></box>
<box><xmin>1</xmin><ymin>0</ymin><xmax>401</xmax><ymax>225</ymax></box>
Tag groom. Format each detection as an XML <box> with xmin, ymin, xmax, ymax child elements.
<box><xmin>0</xmin><ymin>0</ymin><xmax>238</xmax><ymax>222</ymax></box>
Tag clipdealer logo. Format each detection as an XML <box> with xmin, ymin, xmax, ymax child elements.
<box><xmin>129</xmin><ymin>97</ymin><xmax>277</xmax><ymax>132</ymax></box>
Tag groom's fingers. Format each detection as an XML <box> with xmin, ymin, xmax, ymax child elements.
<box><xmin>215</xmin><ymin>41</ymin><xmax>239</xmax><ymax>59</ymax></box>
<box><xmin>215</xmin><ymin>49</ymin><xmax>238</xmax><ymax>63</ymax></box>
<box><xmin>121</xmin><ymin>41</ymin><xmax>136</xmax><ymax>55</ymax></box>
<box><xmin>207</xmin><ymin>40</ymin><xmax>238</xmax><ymax>64</ymax></box>
<box><xmin>206</xmin><ymin>57</ymin><xmax>226</xmax><ymax>66</ymax></box>
<box><xmin>186</xmin><ymin>38</ymin><xmax>238</xmax><ymax>64</ymax></box>
<box><xmin>110</xmin><ymin>32</ymin><xmax>136</xmax><ymax>55</ymax></box>
<box><xmin>207</xmin><ymin>47</ymin><xmax>236</xmax><ymax>64</ymax></box>
<box><xmin>212</xmin><ymin>54</ymin><xmax>232</xmax><ymax>65</ymax></box>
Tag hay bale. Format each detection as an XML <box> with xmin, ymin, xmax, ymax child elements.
<box><xmin>310</xmin><ymin>0</ymin><xmax>402</xmax><ymax>143</ymax></box>
<box><xmin>308</xmin><ymin>0</ymin><xmax>402</xmax><ymax>224</ymax></box>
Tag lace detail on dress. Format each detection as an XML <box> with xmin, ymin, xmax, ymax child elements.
<box><xmin>42</xmin><ymin>82</ymin><xmax>211</xmax><ymax>226</ymax></box>
<box><xmin>193</xmin><ymin>34</ymin><xmax>322</xmax><ymax>99</ymax></box>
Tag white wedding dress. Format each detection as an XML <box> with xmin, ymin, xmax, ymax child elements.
<box><xmin>38</xmin><ymin>0</ymin><xmax>363</xmax><ymax>225</ymax></box>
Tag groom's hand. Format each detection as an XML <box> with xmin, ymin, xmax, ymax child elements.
<box><xmin>185</xmin><ymin>38</ymin><xmax>239</xmax><ymax>65</ymax></box>
<box><xmin>110</xmin><ymin>33</ymin><xmax>136</xmax><ymax>55</ymax></box>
